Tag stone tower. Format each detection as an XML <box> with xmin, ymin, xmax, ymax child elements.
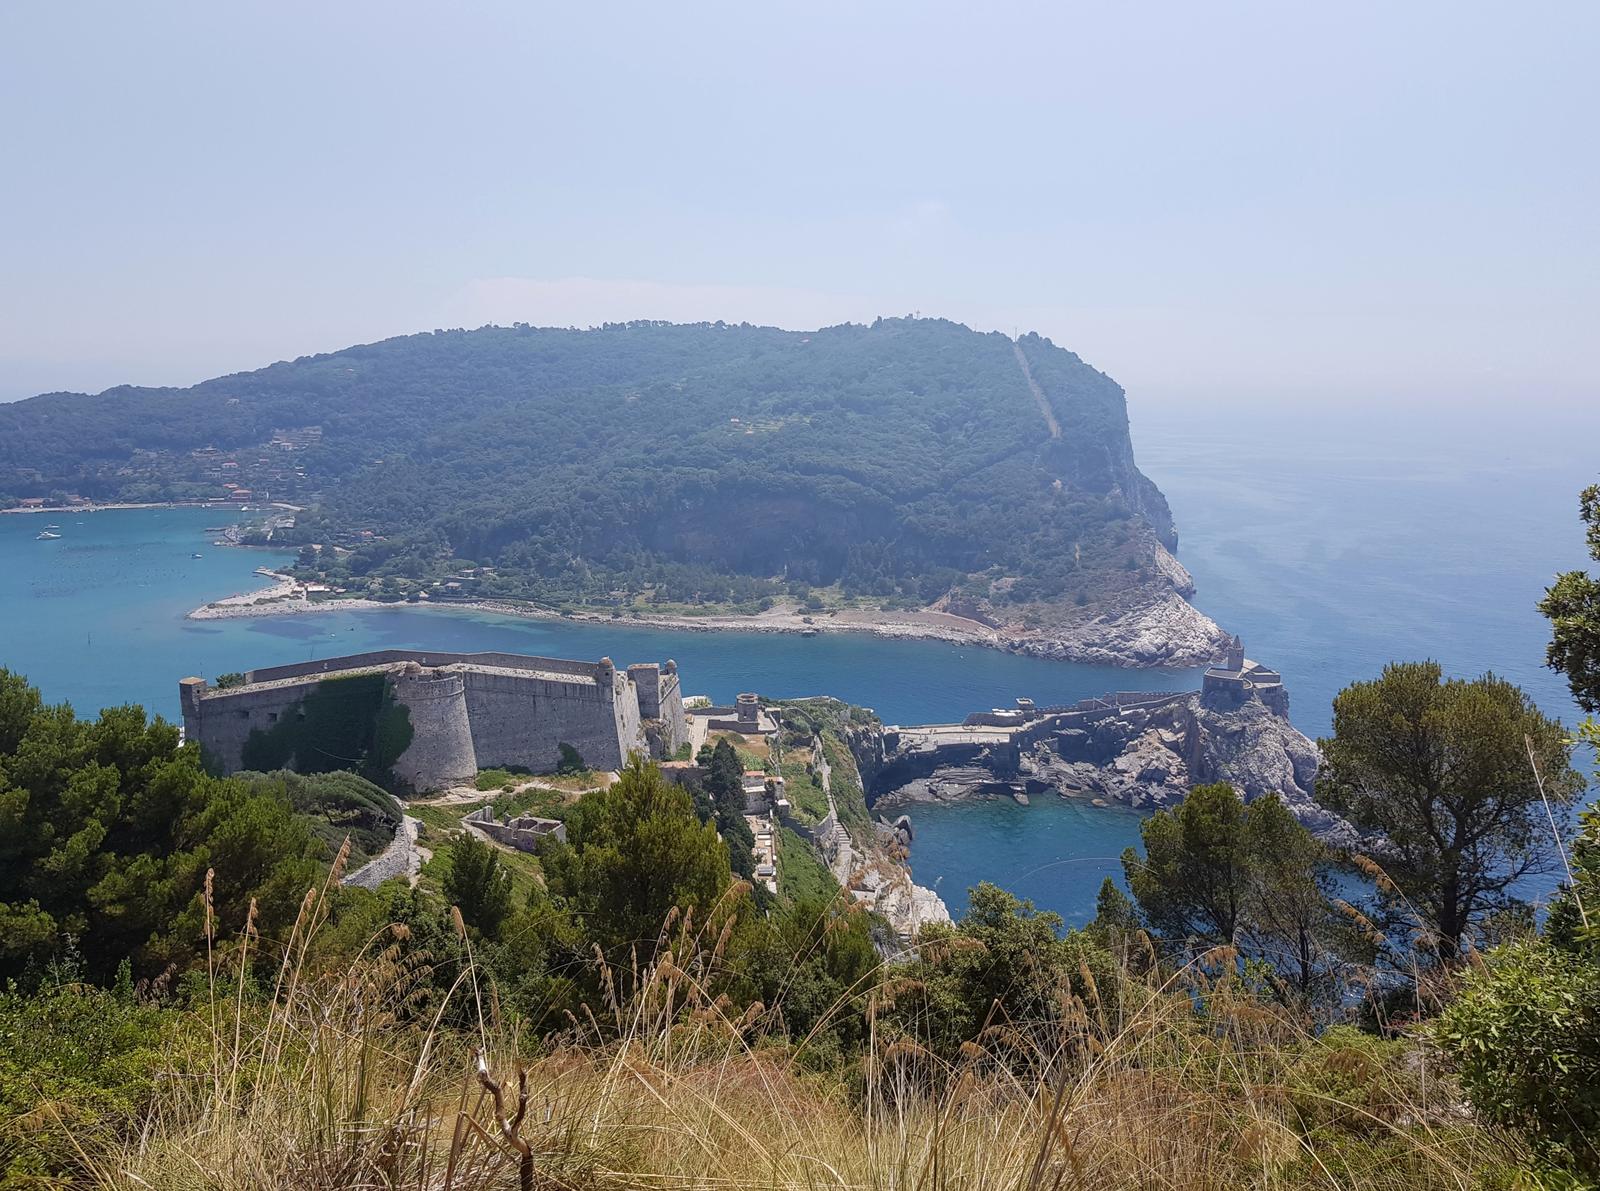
<box><xmin>389</xmin><ymin>664</ymin><xmax>478</xmax><ymax>794</ymax></box>
<box><xmin>1226</xmin><ymin>634</ymin><xmax>1245</xmax><ymax>671</ymax></box>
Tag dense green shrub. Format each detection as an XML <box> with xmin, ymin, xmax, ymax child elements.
<box><xmin>0</xmin><ymin>981</ymin><xmax>177</xmax><ymax>1184</ymax></box>
<box><xmin>1435</xmin><ymin>940</ymin><xmax>1600</xmax><ymax>1180</ymax></box>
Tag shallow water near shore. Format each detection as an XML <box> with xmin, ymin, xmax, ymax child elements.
<box><xmin>0</xmin><ymin>506</ymin><xmax>1200</xmax><ymax>722</ymax></box>
<box><xmin>2</xmin><ymin>406</ymin><xmax>1595</xmax><ymax>923</ymax></box>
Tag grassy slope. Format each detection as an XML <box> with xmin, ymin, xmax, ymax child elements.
<box><xmin>39</xmin><ymin>923</ymin><xmax>1523</xmax><ymax>1191</ymax></box>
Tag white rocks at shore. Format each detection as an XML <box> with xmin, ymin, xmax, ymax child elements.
<box><xmin>1013</xmin><ymin>591</ymin><xmax>1234</xmax><ymax>668</ymax></box>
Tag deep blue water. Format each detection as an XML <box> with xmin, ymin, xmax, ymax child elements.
<box><xmin>2</xmin><ymin>404</ymin><xmax>1595</xmax><ymax>927</ymax></box>
<box><xmin>908</xmin><ymin>406</ymin><xmax>1599</xmax><ymax>923</ymax></box>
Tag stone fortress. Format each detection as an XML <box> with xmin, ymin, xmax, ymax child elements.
<box><xmin>180</xmin><ymin>649</ymin><xmax>690</xmax><ymax>793</ymax></box>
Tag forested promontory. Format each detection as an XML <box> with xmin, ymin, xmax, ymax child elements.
<box><xmin>0</xmin><ymin>318</ymin><xmax>1224</xmax><ymax>662</ymax></box>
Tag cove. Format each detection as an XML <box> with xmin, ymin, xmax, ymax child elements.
<box><xmin>0</xmin><ymin>507</ymin><xmax>1203</xmax><ymax>726</ymax></box>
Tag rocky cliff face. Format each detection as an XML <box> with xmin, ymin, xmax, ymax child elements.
<box><xmin>875</xmin><ymin>686</ymin><xmax>1355</xmax><ymax>847</ymax></box>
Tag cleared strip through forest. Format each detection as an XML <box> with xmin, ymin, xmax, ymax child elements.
<box><xmin>1012</xmin><ymin>340</ymin><xmax>1062</xmax><ymax>439</ymax></box>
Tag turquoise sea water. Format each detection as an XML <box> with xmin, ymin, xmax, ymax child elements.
<box><xmin>2</xmin><ymin>405</ymin><xmax>1595</xmax><ymax>926</ymax></box>
<box><xmin>0</xmin><ymin>508</ymin><xmax>1200</xmax><ymax>723</ymax></box>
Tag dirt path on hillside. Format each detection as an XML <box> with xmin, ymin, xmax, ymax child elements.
<box><xmin>1012</xmin><ymin>341</ymin><xmax>1061</xmax><ymax>439</ymax></box>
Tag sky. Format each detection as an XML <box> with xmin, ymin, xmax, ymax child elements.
<box><xmin>2</xmin><ymin>1</ymin><xmax>1596</xmax><ymax>412</ymax></box>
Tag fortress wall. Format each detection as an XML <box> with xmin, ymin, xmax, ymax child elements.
<box><xmin>390</xmin><ymin>670</ymin><xmax>478</xmax><ymax>793</ymax></box>
<box><xmin>186</xmin><ymin>679</ymin><xmax>324</xmax><ymax>774</ymax></box>
<box><xmin>244</xmin><ymin>650</ymin><xmax>602</xmax><ymax>686</ymax></box>
<box><xmin>611</xmin><ymin>671</ymin><xmax>646</xmax><ymax>765</ymax></box>
<box><xmin>462</xmin><ymin>669</ymin><xmax>629</xmax><ymax>772</ymax></box>
<box><xmin>184</xmin><ymin>652</ymin><xmax>683</xmax><ymax>783</ymax></box>
<box><xmin>657</xmin><ymin>666</ymin><xmax>689</xmax><ymax>753</ymax></box>
<box><xmin>628</xmin><ymin>664</ymin><xmax>661</xmax><ymax>718</ymax></box>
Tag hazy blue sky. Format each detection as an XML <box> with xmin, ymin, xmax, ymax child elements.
<box><xmin>2</xmin><ymin>1</ymin><xmax>1595</xmax><ymax>410</ymax></box>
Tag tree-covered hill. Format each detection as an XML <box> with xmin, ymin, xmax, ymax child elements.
<box><xmin>0</xmin><ymin>318</ymin><xmax>1202</xmax><ymax>641</ymax></box>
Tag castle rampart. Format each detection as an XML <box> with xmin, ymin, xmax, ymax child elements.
<box><xmin>390</xmin><ymin>666</ymin><xmax>478</xmax><ymax>792</ymax></box>
<box><xmin>180</xmin><ymin>648</ymin><xmax>690</xmax><ymax>792</ymax></box>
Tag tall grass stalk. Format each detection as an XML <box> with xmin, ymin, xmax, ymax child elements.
<box><xmin>82</xmin><ymin>879</ymin><xmax>1527</xmax><ymax>1191</ymax></box>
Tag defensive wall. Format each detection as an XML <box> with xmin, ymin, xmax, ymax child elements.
<box><xmin>180</xmin><ymin>649</ymin><xmax>689</xmax><ymax>793</ymax></box>
<box><xmin>870</xmin><ymin>689</ymin><xmax>1199</xmax><ymax>798</ymax></box>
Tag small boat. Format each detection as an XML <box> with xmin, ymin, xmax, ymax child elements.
<box><xmin>36</xmin><ymin>530</ymin><xmax>61</xmax><ymax>540</ymax></box>
<box><xmin>192</xmin><ymin>552</ymin><xmax>204</xmax><ymax>559</ymax></box>
<box><xmin>799</xmin><ymin>627</ymin><xmax>819</xmax><ymax>637</ymax></box>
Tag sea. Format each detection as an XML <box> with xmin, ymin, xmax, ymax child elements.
<box><xmin>3</xmin><ymin>402</ymin><xmax>1595</xmax><ymax>926</ymax></box>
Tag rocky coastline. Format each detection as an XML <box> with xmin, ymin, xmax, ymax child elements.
<box><xmin>870</xmin><ymin>683</ymin><xmax>1357</xmax><ymax>849</ymax></box>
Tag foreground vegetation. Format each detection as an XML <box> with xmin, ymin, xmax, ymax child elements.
<box><xmin>0</xmin><ymin>665</ymin><xmax>1592</xmax><ymax>1187</ymax></box>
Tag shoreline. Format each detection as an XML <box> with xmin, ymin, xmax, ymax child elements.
<box><xmin>185</xmin><ymin>569</ymin><xmax>1229</xmax><ymax>668</ymax></box>
<box><xmin>3</xmin><ymin>499</ymin><xmax>303</xmax><ymax>516</ymax></box>
<box><xmin>187</xmin><ymin>571</ymin><xmax>1006</xmax><ymax>648</ymax></box>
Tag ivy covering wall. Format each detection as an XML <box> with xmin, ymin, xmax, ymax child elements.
<box><xmin>240</xmin><ymin>673</ymin><xmax>413</xmax><ymax>790</ymax></box>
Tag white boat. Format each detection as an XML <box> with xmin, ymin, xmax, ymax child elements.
<box><xmin>36</xmin><ymin>530</ymin><xmax>61</xmax><ymax>540</ymax></box>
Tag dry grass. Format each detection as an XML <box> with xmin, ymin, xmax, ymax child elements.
<box><xmin>75</xmin><ymin>873</ymin><xmax>1522</xmax><ymax>1191</ymax></box>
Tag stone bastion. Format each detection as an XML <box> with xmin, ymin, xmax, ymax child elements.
<box><xmin>179</xmin><ymin>649</ymin><xmax>689</xmax><ymax>794</ymax></box>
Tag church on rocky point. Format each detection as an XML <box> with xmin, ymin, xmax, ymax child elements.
<box><xmin>1202</xmin><ymin>635</ymin><xmax>1283</xmax><ymax>697</ymax></box>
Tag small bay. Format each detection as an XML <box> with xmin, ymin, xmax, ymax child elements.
<box><xmin>2</xmin><ymin>405</ymin><xmax>1595</xmax><ymax>926</ymax></box>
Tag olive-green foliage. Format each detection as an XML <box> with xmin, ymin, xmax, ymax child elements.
<box><xmin>555</xmin><ymin>742</ymin><xmax>586</xmax><ymax>776</ymax></box>
<box><xmin>749</xmin><ymin>896</ymin><xmax>879</xmax><ymax>1067</ymax></box>
<box><xmin>818</xmin><ymin>731</ymin><xmax>870</xmax><ymax>833</ymax></box>
<box><xmin>776</xmin><ymin>826</ymin><xmax>836</xmax><ymax>906</ymax></box>
<box><xmin>0</xmin><ymin>669</ymin><xmax>323</xmax><ymax>984</ymax></box>
<box><xmin>1126</xmin><ymin>781</ymin><xmax>1253</xmax><ymax>946</ymax></box>
<box><xmin>474</xmin><ymin>767</ymin><xmax>524</xmax><ymax>791</ymax></box>
<box><xmin>1277</xmin><ymin>1025</ymin><xmax>1509</xmax><ymax>1188</ymax></box>
<box><xmin>1435</xmin><ymin>807</ymin><xmax>1600</xmax><ymax>1183</ymax></box>
<box><xmin>487</xmin><ymin>784</ymin><xmax>567</xmax><ymax>821</ymax></box>
<box><xmin>234</xmin><ymin>768</ymin><xmax>399</xmax><ymax>863</ymax></box>
<box><xmin>1436</xmin><ymin>940</ymin><xmax>1600</xmax><ymax>1180</ymax></box>
<box><xmin>703</xmin><ymin>739</ymin><xmax>755</xmax><ymax>880</ymax></box>
<box><xmin>0</xmin><ymin>320</ymin><xmax>1168</xmax><ymax>610</ymax></box>
<box><xmin>443</xmin><ymin>831</ymin><xmax>513</xmax><ymax>939</ymax></box>
<box><xmin>1317</xmin><ymin>662</ymin><xmax>1582</xmax><ymax>961</ymax></box>
<box><xmin>778</xmin><ymin>759</ymin><xmax>828</xmax><ymax>824</ymax></box>
<box><xmin>0</xmin><ymin>979</ymin><xmax>176</xmax><ymax>1185</ymax></box>
<box><xmin>883</xmin><ymin>882</ymin><xmax>1119</xmax><ymax>1065</ymax></box>
<box><xmin>1547</xmin><ymin>801</ymin><xmax>1600</xmax><ymax>955</ymax></box>
<box><xmin>1540</xmin><ymin>482</ymin><xmax>1600</xmax><ymax>712</ymax></box>
<box><xmin>239</xmin><ymin>673</ymin><xmax>413</xmax><ymax>791</ymax></box>
<box><xmin>1123</xmin><ymin>785</ymin><xmax>1361</xmax><ymax>1004</ymax></box>
<box><xmin>542</xmin><ymin>759</ymin><xmax>732</xmax><ymax>960</ymax></box>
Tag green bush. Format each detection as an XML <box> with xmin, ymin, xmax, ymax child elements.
<box><xmin>1434</xmin><ymin>939</ymin><xmax>1600</xmax><ymax>1180</ymax></box>
<box><xmin>0</xmin><ymin>982</ymin><xmax>176</xmax><ymax>1184</ymax></box>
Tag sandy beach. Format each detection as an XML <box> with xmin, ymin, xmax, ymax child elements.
<box><xmin>184</xmin><ymin>559</ymin><xmax>1231</xmax><ymax>668</ymax></box>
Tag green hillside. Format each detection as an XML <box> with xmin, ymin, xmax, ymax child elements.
<box><xmin>0</xmin><ymin>318</ymin><xmax>1181</xmax><ymax>615</ymax></box>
